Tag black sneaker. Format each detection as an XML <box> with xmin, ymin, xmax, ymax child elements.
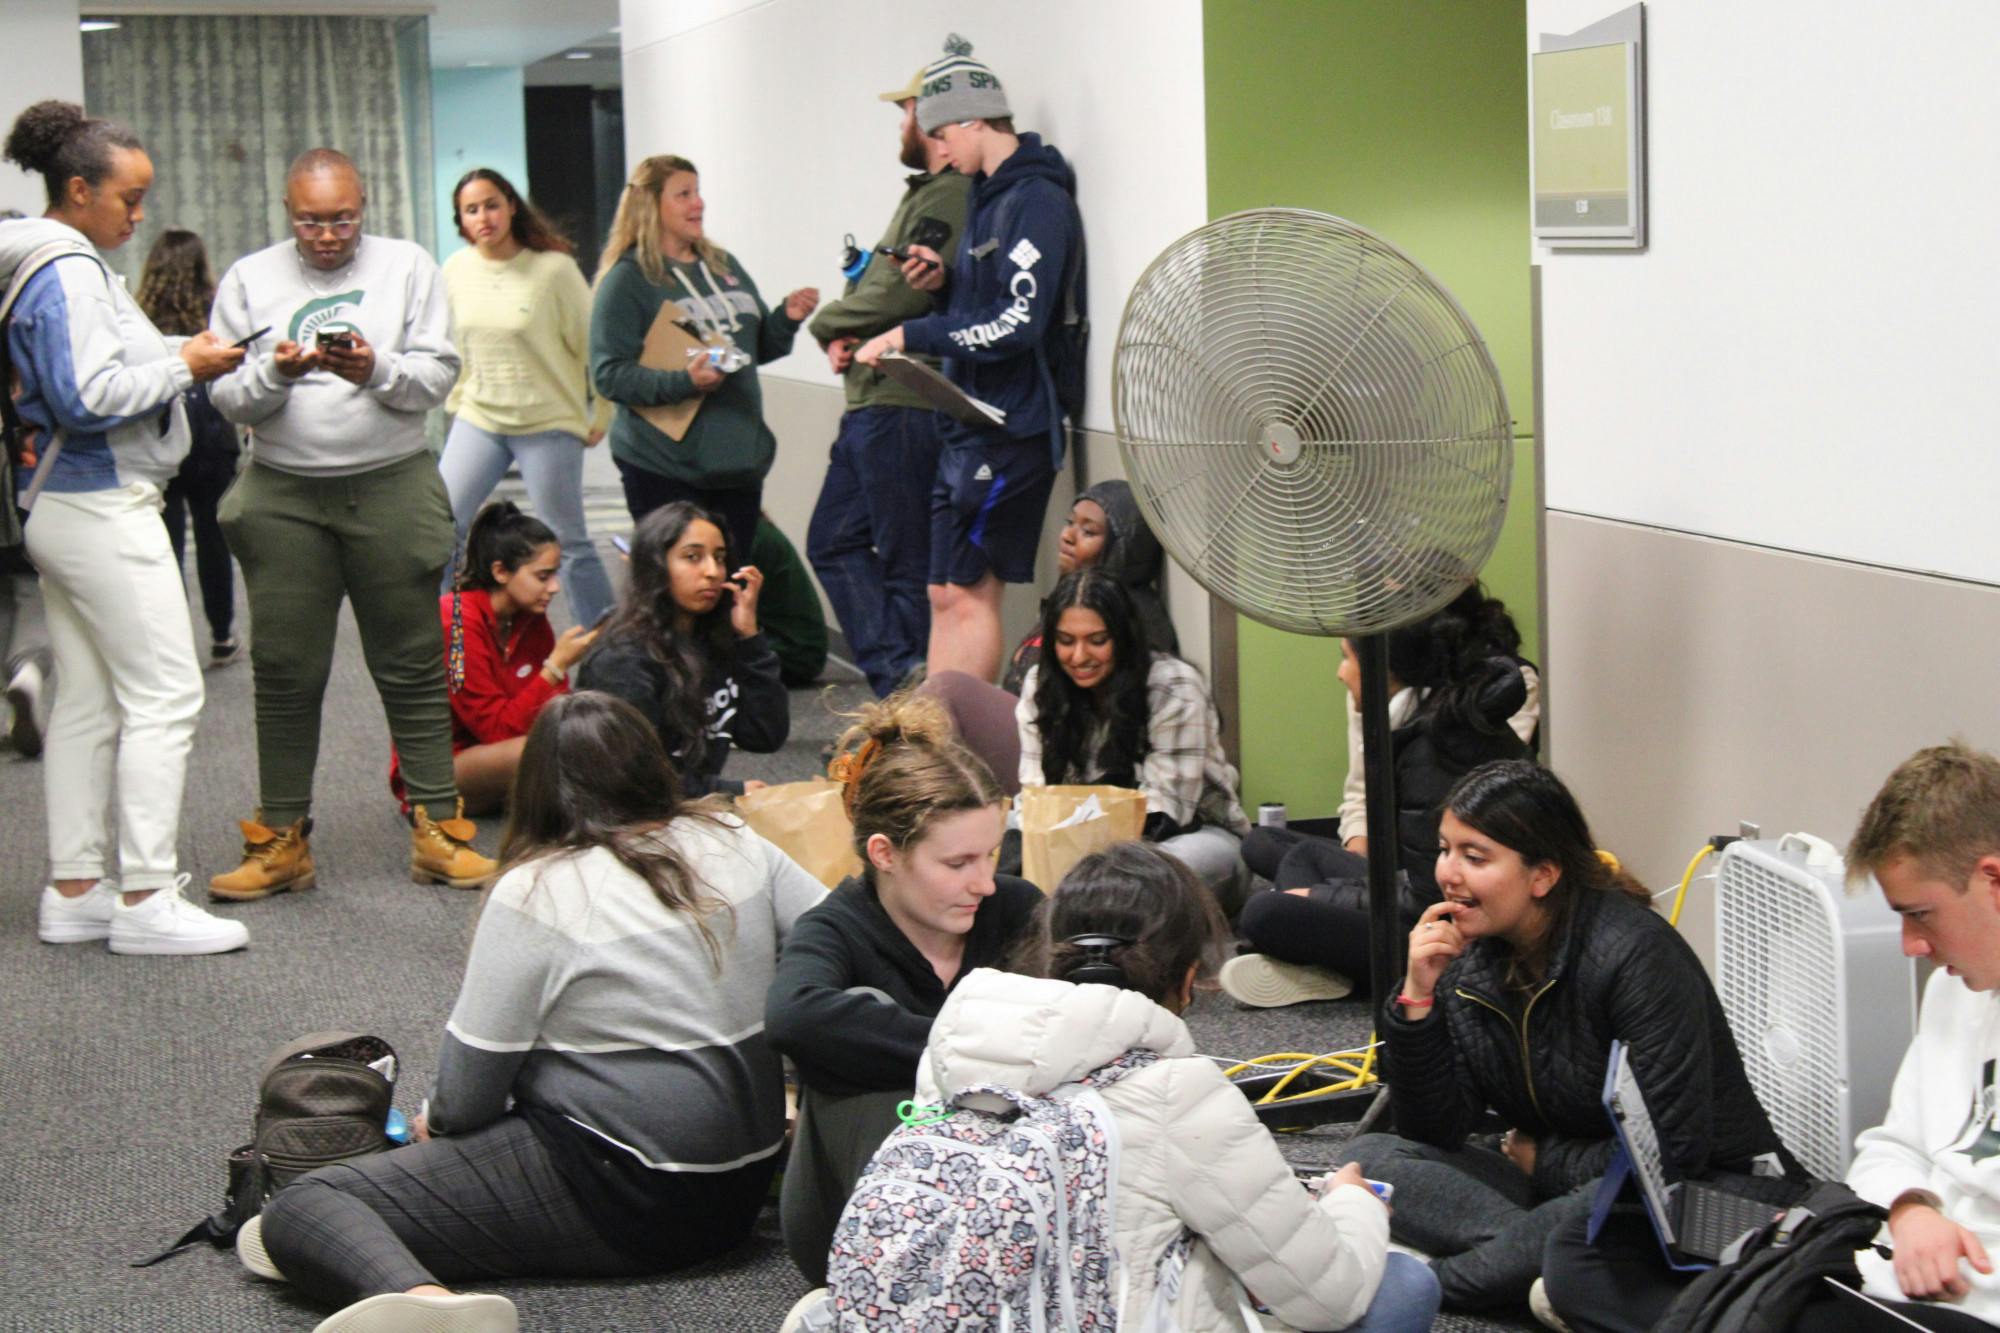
<box><xmin>208</xmin><ymin>638</ymin><xmax>243</xmax><ymax>669</ymax></box>
<box><xmin>5</xmin><ymin>655</ymin><xmax>46</xmax><ymax>757</ymax></box>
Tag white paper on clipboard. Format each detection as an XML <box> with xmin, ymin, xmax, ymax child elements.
<box><xmin>876</xmin><ymin>351</ymin><xmax>1008</xmax><ymax>428</ymax></box>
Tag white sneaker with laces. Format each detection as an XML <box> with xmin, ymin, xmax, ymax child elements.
<box><xmin>38</xmin><ymin>879</ymin><xmax>119</xmax><ymax>944</ymax></box>
<box><xmin>1218</xmin><ymin>952</ymin><xmax>1354</xmax><ymax>1007</ymax></box>
<box><xmin>235</xmin><ymin>1214</ymin><xmax>282</xmax><ymax>1281</ymax></box>
<box><xmin>311</xmin><ymin>1292</ymin><xmax>516</xmax><ymax>1333</ymax></box>
<box><xmin>108</xmin><ymin>875</ymin><xmax>250</xmax><ymax>956</ymax></box>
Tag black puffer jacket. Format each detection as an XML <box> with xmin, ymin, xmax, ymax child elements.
<box><xmin>1382</xmin><ymin>887</ymin><xmax>1790</xmax><ymax>1199</ymax></box>
<box><xmin>1388</xmin><ymin>656</ymin><xmax>1532</xmax><ymax>907</ymax></box>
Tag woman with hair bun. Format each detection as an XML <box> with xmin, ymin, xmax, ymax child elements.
<box><xmin>1226</xmin><ymin>582</ymin><xmax>1540</xmax><ymax>1006</ymax></box>
<box><xmin>765</xmin><ymin>690</ymin><xmax>1042</xmax><ymax>1285</ymax></box>
<box><xmin>792</xmin><ymin>842</ymin><xmax>1440</xmax><ymax>1332</ymax></box>
<box><xmin>437</xmin><ymin>167</ymin><xmax>615</xmax><ymax>626</ymax></box>
<box><xmin>2</xmin><ymin>100</ymin><xmax>247</xmax><ymax>955</ymax></box>
<box><xmin>385</xmin><ymin>500</ymin><xmax>598</xmax><ymax>818</ymax></box>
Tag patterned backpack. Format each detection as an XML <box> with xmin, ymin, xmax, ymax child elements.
<box><xmin>821</xmin><ymin>1050</ymin><xmax>1157</xmax><ymax>1332</ymax></box>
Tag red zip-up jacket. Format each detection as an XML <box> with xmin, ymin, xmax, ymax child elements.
<box><xmin>389</xmin><ymin>588</ymin><xmax>564</xmax><ymax>805</ymax></box>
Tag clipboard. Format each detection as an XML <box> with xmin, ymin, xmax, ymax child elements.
<box><xmin>875</xmin><ymin>351</ymin><xmax>1008</xmax><ymax>428</ymax></box>
<box><xmin>634</xmin><ymin>299</ymin><xmax>723</xmax><ymax>442</ymax></box>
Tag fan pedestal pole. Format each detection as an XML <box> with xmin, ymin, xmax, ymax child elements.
<box><xmin>1356</xmin><ymin>632</ymin><xmax>1404</xmax><ymax>1132</ymax></box>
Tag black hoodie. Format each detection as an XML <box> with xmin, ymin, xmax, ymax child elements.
<box><xmin>765</xmin><ymin>872</ymin><xmax>1043</xmax><ymax>1098</ymax></box>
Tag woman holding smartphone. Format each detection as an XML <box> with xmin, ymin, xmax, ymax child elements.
<box><xmin>577</xmin><ymin>500</ymin><xmax>788</xmax><ymax>796</ymax></box>
<box><xmin>437</xmin><ymin>168</ymin><xmax>614</xmax><ymax>626</ymax></box>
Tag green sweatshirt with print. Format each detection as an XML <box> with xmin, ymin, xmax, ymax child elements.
<box><xmin>591</xmin><ymin>252</ymin><xmax>800</xmax><ymax>489</ymax></box>
<box><xmin>808</xmin><ymin>168</ymin><xmax>971</xmax><ymax>410</ymax></box>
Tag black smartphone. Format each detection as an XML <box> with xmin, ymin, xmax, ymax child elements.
<box><xmin>315</xmin><ymin>329</ymin><xmax>356</xmax><ymax>352</ymax></box>
<box><xmin>591</xmin><ymin>607</ymin><xmax>615</xmax><ymax>629</ymax></box>
<box><xmin>232</xmin><ymin>325</ymin><xmax>272</xmax><ymax>349</ymax></box>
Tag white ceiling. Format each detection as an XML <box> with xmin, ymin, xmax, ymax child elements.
<box><xmin>78</xmin><ymin>0</ymin><xmax>620</xmax><ymax>70</ymax></box>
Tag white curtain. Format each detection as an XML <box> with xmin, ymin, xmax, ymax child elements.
<box><xmin>83</xmin><ymin>13</ymin><xmax>434</xmax><ymax>284</ymax></box>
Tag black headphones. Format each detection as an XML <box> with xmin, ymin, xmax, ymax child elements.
<box><xmin>1061</xmin><ymin>933</ymin><xmax>1134</xmax><ymax>987</ymax></box>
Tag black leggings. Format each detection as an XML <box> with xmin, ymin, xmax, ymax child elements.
<box><xmin>164</xmin><ymin>445</ymin><xmax>238</xmax><ymax>644</ymax></box>
<box><xmin>1239</xmin><ymin>827</ymin><xmax>1379</xmax><ymax>982</ymax></box>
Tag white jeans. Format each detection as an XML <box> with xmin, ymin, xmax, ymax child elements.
<box><xmin>24</xmin><ymin>484</ymin><xmax>204</xmax><ymax>890</ymax></box>
<box><xmin>1159</xmin><ymin>825</ymin><xmax>1248</xmax><ymax>893</ymax></box>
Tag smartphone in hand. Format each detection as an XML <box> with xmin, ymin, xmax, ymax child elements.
<box><xmin>315</xmin><ymin>328</ymin><xmax>356</xmax><ymax>352</ymax></box>
<box><xmin>232</xmin><ymin>325</ymin><xmax>273</xmax><ymax>349</ymax></box>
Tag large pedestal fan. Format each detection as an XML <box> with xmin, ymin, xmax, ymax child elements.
<box><xmin>1114</xmin><ymin>209</ymin><xmax>1514</xmax><ymax>1120</ymax></box>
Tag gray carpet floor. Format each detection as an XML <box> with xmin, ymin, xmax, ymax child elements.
<box><xmin>0</xmin><ymin>521</ymin><xmax>1530</xmax><ymax>1330</ymax></box>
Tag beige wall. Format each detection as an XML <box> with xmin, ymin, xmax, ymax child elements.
<box><xmin>1544</xmin><ymin>511</ymin><xmax>2000</xmax><ymax>959</ymax></box>
<box><xmin>759</xmin><ymin>376</ymin><xmax>1213</xmax><ymax>678</ymax></box>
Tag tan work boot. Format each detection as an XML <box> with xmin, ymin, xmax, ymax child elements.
<box><xmin>411</xmin><ymin>801</ymin><xmax>496</xmax><ymax>889</ymax></box>
<box><xmin>209</xmin><ymin>816</ymin><xmax>316</xmax><ymax>901</ymax></box>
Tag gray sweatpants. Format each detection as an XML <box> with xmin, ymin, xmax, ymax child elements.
<box><xmin>1340</xmin><ymin>1131</ymin><xmax>1598</xmax><ymax>1311</ymax></box>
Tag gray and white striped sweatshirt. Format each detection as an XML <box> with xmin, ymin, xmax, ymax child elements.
<box><xmin>428</xmin><ymin>815</ymin><xmax>826</xmax><ymax>1172</ymax></box>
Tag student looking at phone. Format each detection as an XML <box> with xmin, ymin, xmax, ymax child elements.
<box><xmin>207</xmin><ymin>147</ymin><xmax>493</xmax><ymax>900</ymax></box>
<box><xmin>387</xmin><ymin>502</ymin><xmax>598</xmax><ymax>817</ymax></box>
<box><xmin>576</xmin><ymin>500</ymin><xmax>787</xmax><ymax>797</ymax></box>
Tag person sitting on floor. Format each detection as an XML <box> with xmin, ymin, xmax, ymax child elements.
<box><xmin>788</xmin><ymin>841</ymin><xmax>1440</xmax><ymax>1332</ymax></box>
<box><xmin>1015</xmin><ymin>569</ymin><xmax>1250</xmax><ymax>911</ymax></box>
<box><xmin>387</xmin><ymin>501</ymin><xmax>598</xmax><ymax>817</ymax></box>
<box><xmin>765</xmin><ymin>690</ymin><xmax>1042</xmax><ymax>1286</ymax></box>
<box><xmin>748</xmin><ymin>512</ymin><xmax>828</xmax><ymax>688</ymax></box>
<box><xmin>1225</xmin><ymin>583</ymin><xmax>1539</xmax><ymax>1006</ymax></box>
<box><xmin>577</xmin><ymin>499</ymin><xmax>787</xmax><ymax>796</ymax></box>
<box><xmin>248</xmin><ymin>690</ymin><xmax>827</xmax><ymax>1332</ymax></box>
<box><xmin>1339</xmin><ymin>759</ymin><xmax>1798</xmax><ymax>1317</ymax></box>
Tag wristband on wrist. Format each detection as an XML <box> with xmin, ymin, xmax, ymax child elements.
<box><xmin>1396</xmin><ymin>993</ymin><xmax>1435</xmax><ymax>1009</ymax></box>
<box><xmin>542</xmin><ymin>661</ymin><xmax>566</xmax><ymax>684</ymax></box>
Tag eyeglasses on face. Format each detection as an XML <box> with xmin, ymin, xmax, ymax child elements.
<box><xmin>291</xmin><ymin>215</ymin><xmax>360</xmax><ymax>238</ymax></box>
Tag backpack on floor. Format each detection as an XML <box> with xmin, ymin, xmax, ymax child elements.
<box><xmin>1652</xmin><ymin>1180</ymin><xmax>1888</xmax><ymax>1333</ymax></box>
<box><xmin>821</xmin><ymin>1049</ymin><xmax>1153</xmax><ymax>1332</ymax></box>
<box><xmin>135</xmin><ymin>1031</ymin><xmax>398</xmax><ymax>1266</ymax></box>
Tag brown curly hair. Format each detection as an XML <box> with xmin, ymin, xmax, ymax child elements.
<box><xmin>135</xmin><ymin>229</ymin><xmax>214</xmax><ymax>337</ymax></box>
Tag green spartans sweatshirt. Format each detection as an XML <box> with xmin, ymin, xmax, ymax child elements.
<box><xmin>808</xmin><ymin>168</ymin><xmax>971</xmax><ymax>411</ymax></box>
<box><xmin>590</xmin><ymin>251</ymin><xmax>799</xmax><ymax>490</ymax></box>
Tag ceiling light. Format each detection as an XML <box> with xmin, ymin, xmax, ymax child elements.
<box><xmin>564</xmin><ymin>51</ymin><xmax>593</xmax><ymax>60</ymax></box>
<box><xmin>80</xmin><ymin>19</ymin><xmax>121</xmax><ymax>31</ymax></box>
<box><xmin>466</xmin><ymin>60</ymin><xmax>492</xmax><ymax>67</ymax></box>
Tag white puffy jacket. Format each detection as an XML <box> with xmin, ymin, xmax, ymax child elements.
<box><xmin>915</xmin><ymin>969</ymin><xmax>1390</xmax><ymax>1332</ymax></box>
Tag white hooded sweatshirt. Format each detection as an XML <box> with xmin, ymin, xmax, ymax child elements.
<box><xmin>915</xmin><ymin>969</ymin><xmax>1391</xmax><ymax>1332</ymax></box>
<box><xmin>1848</xmin><ymin>968</ymin><xmax>2000</xmax><ymax>1321</ymax></box>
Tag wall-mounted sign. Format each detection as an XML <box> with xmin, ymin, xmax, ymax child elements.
<box><xmin>1532</xmin><ymin>3</ymin><xmax>1646</xmax><ymax>250</ymax></box>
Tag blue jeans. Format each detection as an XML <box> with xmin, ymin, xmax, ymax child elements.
<box><xmin>807</xmin><ymin>405</ymin><xmax>945</xmax><ymax>695</ymax></box>
<box><xmin>437</xmin><ymin>421</ymin><xmax>615</xmax><ymax>627</ymax></box>
<box><xmin>1343</xmin><ymin>1252</ymin><xmax>1442</xmax><ymax>1333</ymax></box>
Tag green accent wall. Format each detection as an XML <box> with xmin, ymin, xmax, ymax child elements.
<box><xmin>1204</xmin><ymin>0</ymin><xmax>1538</xmax><ymax>815</ymax></box>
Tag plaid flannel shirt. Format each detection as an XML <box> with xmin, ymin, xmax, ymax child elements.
<box><xmin>1016</xmin><ymin>655</ymin><xmax>1249</xmax><ymax>834</ymax></box>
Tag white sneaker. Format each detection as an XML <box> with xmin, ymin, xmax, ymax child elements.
<box><xmin>5</xmin><ymin>656</ymin><xmax>46</xmax><ymax>757</ymax></box>
<box><xmin>311</xmin><ymin>1291</ymin><xmax>516</xmax><ymax>1333</ymax></box>
<box><xmin>1219</xmin><ymin>952</ymin><xmax>1354</xmax><ymax>1007</ymax></box>
<box><xmin>1529</xmin><ymin>1276</ymin><xmax>1573</xmax><ymax>1332</ymax></box>
<box><xmin>108</xmin><ymin>875</ymin><xmax>250</xmax><ymax>956</ymax></box>
<box><xmin>38</xmin><ymin>879</ymin><xmax>118</xmax><ymax>944</ymax></box>
<box><xmin>235</xmin><ymin>1214</ymin><xmax>282</xmax><ymax>1281</ymax></box>
<box><xmin>779</xmin><ymin>1289</ymin><xmax>833</xmax><ymax>1333</ymax></box>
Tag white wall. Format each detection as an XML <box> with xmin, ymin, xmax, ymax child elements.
<box><xmin>1532</xmin><ymin>0</ymin><xmax>2000</xmax><ymax>587</ymax></box>
<box><xmin>618</xmin><ymin>0</ymin><xmax>1214</xmax><ymax>667</ymax></box>
<box><xmin>0</xmin><ymin>0</ymin><xmax>84</xmax><ymax>216</ymax></box>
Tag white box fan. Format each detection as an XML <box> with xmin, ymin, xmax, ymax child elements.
<box><xmin>1713</xmin><ymin>833</ymin><xmax>1917</xmax><ymax>1180</ymax></box>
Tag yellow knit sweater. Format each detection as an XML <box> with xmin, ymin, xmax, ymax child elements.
<box><xmin>442</xmin><ymin>245</ymin><xmax>611</xmax><ymax>439</ymax></box>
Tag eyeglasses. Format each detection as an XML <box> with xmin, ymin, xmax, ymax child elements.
<box><xmin>291</xmin><ymin>215</ymin><xmax>360</xmax><ymax>238</ymax></box>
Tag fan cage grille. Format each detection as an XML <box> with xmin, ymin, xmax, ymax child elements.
<box><xmin>1716</xmin><ymin>851</ymin><xmax>1849</xmax><ymax>1180</ymax></box>
<box><xmin>1113</xmin><ymin>209</ymin><xmax>1513</xmax><ymax>637</ymax></box>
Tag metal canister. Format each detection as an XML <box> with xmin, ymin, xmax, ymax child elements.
<box><xmin>1257</xmin><ymin>802</ymin><xmax>1287</xmax><ymax>829</ymax></box>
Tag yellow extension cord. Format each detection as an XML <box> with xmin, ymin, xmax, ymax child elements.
<box><xmin>1224</xmin><ymin>842</ymin><xmax>1714</xmax><ymax>1115</ymax></box>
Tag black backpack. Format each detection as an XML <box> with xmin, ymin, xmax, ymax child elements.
<box><xmin>137</xmin><ymin>1032</ymin><xmax>397</xmax><ymax>1266</ymax></box>
<box><xmin>1653</xmin><ymin>1180</ymin><xmax>1888</xmax><ymax>1333</ymax></box>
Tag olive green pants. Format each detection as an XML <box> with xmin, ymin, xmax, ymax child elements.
<box><xmin>219</xmin><ymin>452</ymin><xmax>458</xmax><ymax>823</ymax></box>
<box><xmin>780</xmin><ymin>1086</ymin><xmax>906</xmax><ymax>1285</ymax></box>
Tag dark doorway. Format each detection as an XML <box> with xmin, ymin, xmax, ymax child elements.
<box><xmin>526</xmin><ymin>86</ymin><xmax>625</xmax><ymax>277</ymax></box>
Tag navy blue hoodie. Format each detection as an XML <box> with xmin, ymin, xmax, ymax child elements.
<box><xmin>900</xmin><ymin>133</ymin><xmax>1080</xmax><ymax>455</ymax></box>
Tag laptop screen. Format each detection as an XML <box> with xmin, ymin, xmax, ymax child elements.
<box><xmin>1603</xmin><ymin>1039</ymin><xmax>1681</xmax><ymax>1245</ymax></box>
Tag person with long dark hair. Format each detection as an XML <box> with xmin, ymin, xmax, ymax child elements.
<box><xmin>590</xmin><ymin>154</ymin><xmax>817</xmax><ymax>558</ymax></box>
<box><xmin>786</xmin><ymin>842</ymin><xmax>1438</xmax><ymax>1332</ymax></box>
<box><xmin>1014</xmin><ymin>569</ymin><xmax>1249</xmax><ymax>905</ymax></box>
<box><xmin>248</xmin><ymin>690</ymin><xmax>826</xmax><ymax>1329</ymax></box>
<box><xmin>575</xmin><ymin>500</ymin><xmax>788</xmax><ymax>796</ymax></box>
<box><xmin>385</xmin><ymin>501</ymin><xmax>598</xmax><ymax>818</ymax></box>
<box><xmin>1338</xmin><ymin>760</ymin><xmax>1797</xmax><ymax>1317</ymax></box>
<box><xmin>765</xmin><ymin>690</ymin><xmax>1042</xmax><ymax>1286</ymax></box>
<box><xmin>1225</xmin><ymin>584</ymin><xmax>1539</xmax><ymax>1006</ymax></box>
<box><xmin>135</xmin><ymin>227</ymin><xmax>244</xmax><ymax>667</ymax></box>
<box><xmin>437</xmin><ymin>167</ymin><xmax>614</xmax><ymax>626</ymax></box>
<box><xmin>2</xmin><ymin>100</ymin><xmax>249</xmax><ymax>954</ymax></box>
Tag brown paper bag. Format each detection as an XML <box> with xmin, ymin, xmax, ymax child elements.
<box><xmin>735</xmin><ymin>779</ymin><xmax>862</xmax><ymax>889</ymax></box>
<box><xmin>633</xmin><ymin>299</ymin><xmax>723</xmax><ymax>442</ymax></box>
<box><xmin>1016</xmin><ymin>785</ymin><xmax>1149</xmax><ymax>893</ymax></box>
